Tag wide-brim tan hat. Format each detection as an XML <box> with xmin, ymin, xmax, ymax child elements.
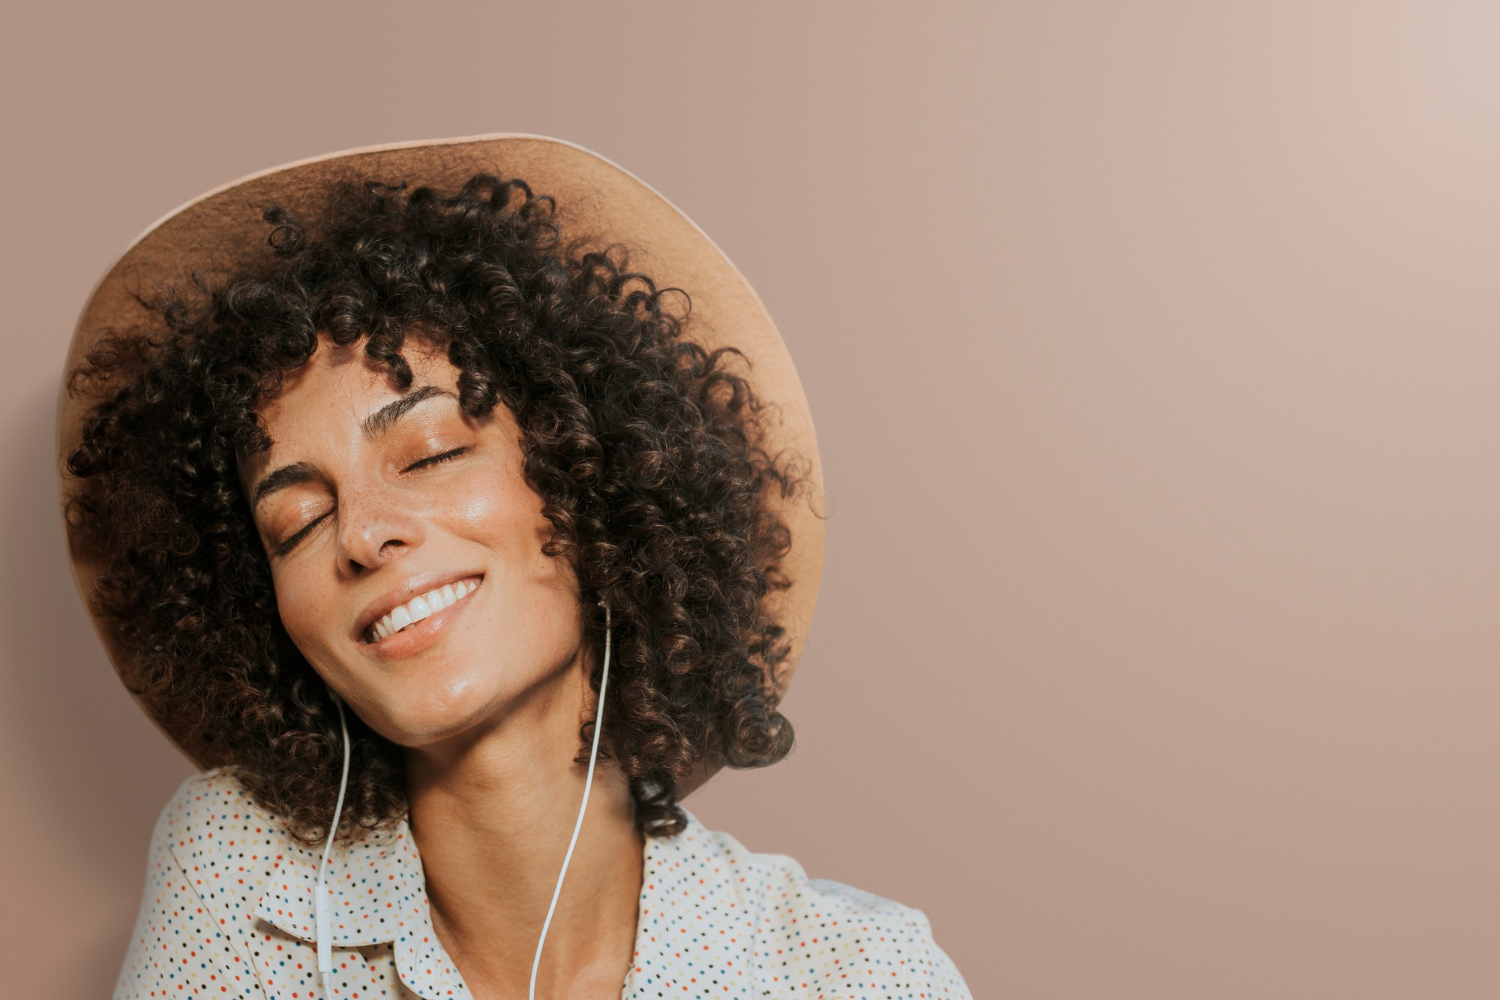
<box><xmin>56</xmin><ymin>132</ymin><xmax>825</xmax><ymax>777</ymax></box>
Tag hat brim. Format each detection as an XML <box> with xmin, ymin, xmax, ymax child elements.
<box><xmin>56</xmin><ymin>132</ymin><xmax>825</xmax><ymax>791</ymax></box>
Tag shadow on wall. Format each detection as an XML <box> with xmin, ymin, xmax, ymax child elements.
<box><xmin>5</xmin><ymin>381</ymin><xmax>192</xmax><ymax>995</ymax></box>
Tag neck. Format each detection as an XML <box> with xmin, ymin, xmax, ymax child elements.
<box><xmin>403</xmin><ymin>653</ymin><xmax>643</xmax><ymax>999</ymax></box>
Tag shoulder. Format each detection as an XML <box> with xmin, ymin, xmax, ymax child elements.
<box><xmin>116</xmin><ymin>768</ymin><xmax>279</xmax><ymax>998</ymax></box>
<box><xmin>674</xmin><ymin>812</ymin><xmax>972</xmax><ymax>998</ymax></box>
<box><xmin>153</xmin><ymin>765</ymin><xmax>279</xmax><ymax>845</ymax></box>
<box><xmin>147</xmin><ymin>765</ymin><xmax>294</xmax><ymax>882</ymax></box>
<box><xmin>150</xmin><ymin>763</ymin><xmax>311</xmax><ymax>902</ymax></box>
<box><xmin>146</xmin><ymin>765</ymin><xmax>312</xmax><ymax>940</ymax></box>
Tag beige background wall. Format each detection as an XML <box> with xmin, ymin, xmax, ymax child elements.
<box><xmin>3</xmin><ymin>2</ymin><xmax>1496</xmax><ymax>997</ymax></box>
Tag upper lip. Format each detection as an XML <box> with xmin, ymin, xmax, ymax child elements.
<box><xmin>352</xmin><ymin>569</ymin><xmax>484</xmax><ymax>641</ymax></box>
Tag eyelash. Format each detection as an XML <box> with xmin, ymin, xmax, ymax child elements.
<box><xmin>404</xmin><ymin>446</ymin><xmax>469</xmax><ymax>472</ymax></box>
<box><xmin>273</xmin><ymin>447</ymin><xmax>471</xmax><ymax>557</ymax></box>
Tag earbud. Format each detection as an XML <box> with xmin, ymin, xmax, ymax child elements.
<box><xmin>315</xmin><ymin>598</ymin><xmax>613</xmax><ymax>1000</ymax></box>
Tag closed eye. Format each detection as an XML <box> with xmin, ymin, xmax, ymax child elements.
<box><xmin>275</xmin><ymin>512</ymin><xmax>329</xmax><ymax>557</ymax></box>
<box><xmin>272</xmin><ymin>447</ymin><xmax>472</xmax><ymax>558</ymax></box>
<box><xmin>405</xmin><ymin>446</ymin><xmax>470</xmax><ymax>472</ymax></box>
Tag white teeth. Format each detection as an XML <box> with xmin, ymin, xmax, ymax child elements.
<box><xmin>367</xmin><ymin>578</ymin><xmax>480</xmax><ymax>643</ymax></box>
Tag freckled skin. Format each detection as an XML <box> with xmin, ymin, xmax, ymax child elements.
<box><xmin>238</xmin><ymin>335</ymin><xmax>643</xmax><ymax>997</ymax></box>
<box><xmin>237</xmin><ymin>334</ymin><xmax>585</xmax><ymax>750</ymax></box>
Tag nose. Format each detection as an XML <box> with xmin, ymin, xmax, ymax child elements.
<box><xmin>334</xmin><ymin>484</ymin><xmax>427</xmax><ymax>576</ymax></box>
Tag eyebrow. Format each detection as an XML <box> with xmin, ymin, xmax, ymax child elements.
<box><xmin>360</xmin><ymin>384</ymin><xmax>454</xmax><ymax>440</ymax></box>
<box><xmin>249</xmin><ymin>385</ymin><xmax>458</xmax><ymax>510</ymax></box>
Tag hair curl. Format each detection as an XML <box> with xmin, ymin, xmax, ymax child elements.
<box><xmin>64</xmin><ymin>172</ymin><xmax>810</xmax><ymax>846</ymax></box>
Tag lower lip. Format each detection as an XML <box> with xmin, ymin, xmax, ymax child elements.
<box><xmin>361</xmin><ymin>578</ymin><xmax>483</xmax><ymax>660</ymax></box>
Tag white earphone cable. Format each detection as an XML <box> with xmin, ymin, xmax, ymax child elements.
<box><xmin>318</xmin><ymin>687</ymin><xmax>352</xmax><ymax>1000</ymax></box>
<box><xmin>315</xmin><ymin>599</ymin><xmax>612</xmax><ymax>1000</ymax></box>
<box><xmin>529</xmin><ymin>598</ymin><xmax>612</xmax><ymax>1000</ymax></box>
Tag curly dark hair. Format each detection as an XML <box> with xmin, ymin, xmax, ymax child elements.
<box><xmin>64</xmin><ymin>172</ymin><xmax>813</xmax><ymax>846</ymax></box>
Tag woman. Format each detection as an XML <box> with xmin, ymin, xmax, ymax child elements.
<box><xmin>60</xmin><ymin>135</ymin><xmax>970</xmax><ymax>999</ymax></box>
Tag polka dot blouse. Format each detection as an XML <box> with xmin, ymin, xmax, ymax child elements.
<box><xmin>114</xmin><ymin>767</ymin><xmax>971</xmax><ymax>998</ymax></box>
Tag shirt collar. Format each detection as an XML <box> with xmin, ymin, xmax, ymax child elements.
<box><xmin>253</xmin><ymin>806</ymin><xmax>741</xmax><ymax>1000</ymax></box>
<box><xmin>253</xmin><ymin>813</ymin><xmax>468</xmax><ymax>998</ymax></box>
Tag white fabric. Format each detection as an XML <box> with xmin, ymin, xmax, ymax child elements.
<box><xmin>113</xmin><ymin>767</ymin><xmax>971</xmax><ymax>999</ymax></box>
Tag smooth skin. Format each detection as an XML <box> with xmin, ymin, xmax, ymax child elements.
<box><xmin>237</xmin><ymin>333</ymin><xmax>643</xmax><ymax>1000</ymax></box>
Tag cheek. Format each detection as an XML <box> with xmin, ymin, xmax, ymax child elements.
<box><xmin>269</xmin><ymin>566</ymin><xmax>337</xmax><ymax>655</ymax></box>
<box><xmin>450</xmin><ymin>463</ymin><xmax>566</xmax><ymax>584</ymax></box>
<box><xmin>442</xmin><ymin>461</ymin><xmax>582</xmax><ymax>666</ymax></box>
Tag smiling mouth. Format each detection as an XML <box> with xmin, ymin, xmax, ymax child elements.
<box><xmin>365</xmin><ymin>577</ymin><xmax>481</xmax><ymax>644</ymax></box>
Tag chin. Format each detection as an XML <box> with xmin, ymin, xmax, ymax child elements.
<box><xmin>357</xmin><ymin>663</ymin><xmax>506</xmax><ymax>747</ymax></box>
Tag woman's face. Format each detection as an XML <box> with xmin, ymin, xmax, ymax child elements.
<box><xmin>237</xmin><ymin>334</ymin><xmax>584</xmax><ymax>748</ymax></box>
